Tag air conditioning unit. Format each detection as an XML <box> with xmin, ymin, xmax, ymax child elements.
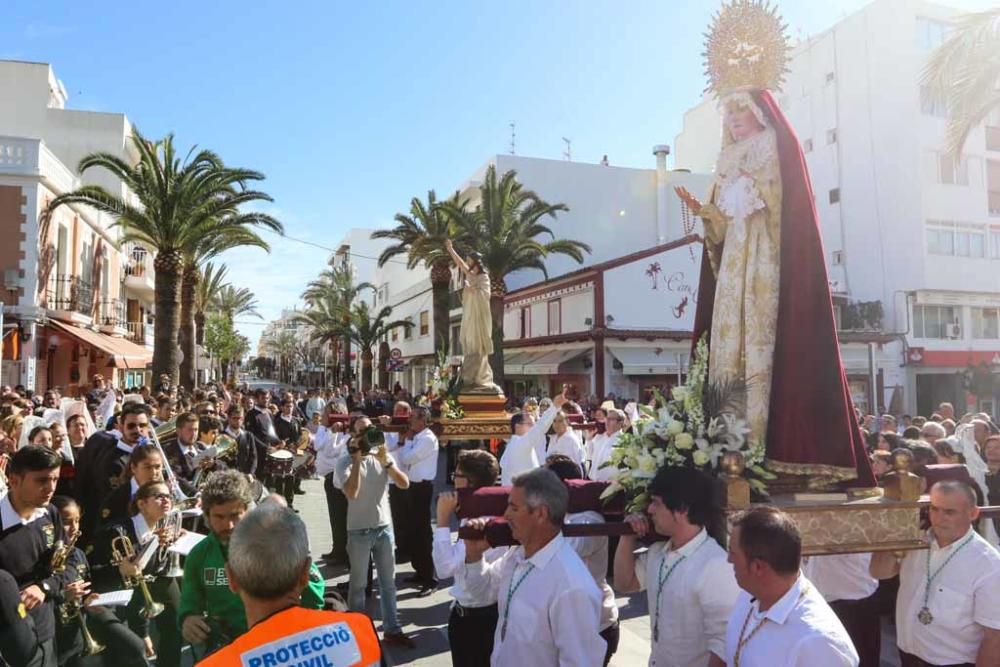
<box><xmin>946</xmin><ymin>323</ymin><xmax>962</xmax><ymax>339</ymax></box>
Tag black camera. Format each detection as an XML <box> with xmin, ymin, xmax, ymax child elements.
<box><xmin>351</xmin><ymin>425</ymin><xmax>385</xmax><ymax>455</ymax></box>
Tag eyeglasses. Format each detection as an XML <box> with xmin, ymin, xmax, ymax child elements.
<box><xmin>149</xmin><ymin>493</ymin><xmax>171</xmax><ymax>501</ymax></box>
<box><xmin>453</xmin><ymin>472</ymin><xmax>468</xmax><ymax>479</ymax></box>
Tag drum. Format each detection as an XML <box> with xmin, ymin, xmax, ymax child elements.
<box><xmin>249</xmin><ymin>478</ymin><xmax>269</xmax><ymax>505</ymax></box>
<box><xmin>266</xmin><ymin>449</ymin><xmax>294</xmax><ymax>477</ymax></box>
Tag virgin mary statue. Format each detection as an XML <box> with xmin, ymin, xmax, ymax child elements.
<box><xmin>678</xmin><ymin>1</ymin><xmax>873</xmax><ymax>489</ymax></box>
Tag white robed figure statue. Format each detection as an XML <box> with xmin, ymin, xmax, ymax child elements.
<box><xmin>445</xmin><ymin>239</ymin><xmax>501</xmax><ymax>394</ymax></box>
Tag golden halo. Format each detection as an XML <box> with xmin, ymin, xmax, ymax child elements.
<box><xmin>703</xmin><ymin>0</ymin><xmax>790</xmax><ymax>95</ymax></box>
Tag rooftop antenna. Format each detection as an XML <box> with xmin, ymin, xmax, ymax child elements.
<box><xmin>509</xmin><ymin>122</ymin><xmax>516</xmax><ymax>155</ymax></box>
<box><xmin>562</xmin><ymin>137</ymin><xmax>572</xmax><ymax>161</ymax></box>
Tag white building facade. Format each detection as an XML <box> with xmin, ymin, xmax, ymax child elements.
<box><xmin>674</xmin><ymin>0</ymin><xmax>1000</xmax><ymax>416</ymax></box>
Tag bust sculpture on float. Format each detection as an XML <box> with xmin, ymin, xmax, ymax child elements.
<box><xmin>674</xmin><ymin>0</ymin><xmax>875</xmax><ymax>491</ymax></box>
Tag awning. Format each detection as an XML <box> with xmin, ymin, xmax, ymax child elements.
<box><xmin>608</xmin><ymin>346</ymin><xmax>681</xmax><ymax>375</ymax></box>
<box><xmin>522</xmin><ymin>347</ymin><xmax>590</xmax><ymax>375</ymax></box>
<box><xmin>48</xmin><ymin>319</ymin><xmax>153</xmax><ymax>370</ymax></box>
<box><xmin>502</xmin><ymin>350</ymin><xmax>536</xmax><ymax>375</ymax></box>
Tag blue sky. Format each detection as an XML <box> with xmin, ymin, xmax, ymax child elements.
<box><xmin>2</xmin><ymin>0</ymin><xmax>993</xmax><ymax>346</ymax></box>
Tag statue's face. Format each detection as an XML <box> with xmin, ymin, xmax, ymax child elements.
<box><xmin>725</xmin><ymin>104</ymin><xmax>764</xmax><ymax>142</ymax></box>
<box><xmin>467</xmin><ymin>258</ymin><xmax>481</xmax><ymax>274</ymax></box>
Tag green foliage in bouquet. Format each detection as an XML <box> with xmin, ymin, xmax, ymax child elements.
<box><xmin>426</xmin><ymin>348</ymin><xmax>465</xmax><ymax>419</ymax></box>
<box><xmin>600</xmin><ymin>335</ymin><xmax>775</xmax><ymax>512</ymax></box>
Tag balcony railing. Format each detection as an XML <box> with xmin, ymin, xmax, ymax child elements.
<box><xmin>123</xmin><ymin>242</ymin><xmax>154</xmax><ymax>280</ymax></box>
<box><xmin>127</xmin><ymin>321</ymin><xmax>154</xmax><ymax>347</ymax></box>
<box><xmin>46</xmin><ymin>275</ymin><xmax>93</xmax><ymax>317</ymax></box>
<box><xmin>97</xmin><ymin>298</ymin><xmax>126</xmax><ymax>328</ymax></box>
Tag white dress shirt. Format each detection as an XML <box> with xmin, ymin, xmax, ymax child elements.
<box><xmin>313</xmin><ymin>427</ymin><xmax>348</xmax><ymax>479</ymax></box>
<box><xmin>724</xmin><ymin>575</ymin><xmax>858</xmax><ymax>667</ymax></box>
<box><xmin>394</xmin><ymin>427</ymin><xmax>439</xmax><ymax>483</ymax></box>
<box><xmin>634</xmin><ymin>529</ymin><xmax>738</xmax><ymax>667</ymax></box>
<box><xmin>801</xmin><ymin>553</ymin><xmax>877</xmax><ymax>603</ymax></box>
<box><xmin>547</xmin><ymin>429</ymin><xmax>586</xmax><ymax>466</ymax></box>
<box><xmin>432</xmin><ymin>525</ymin><xmax>506</xmax><ymax>608</ymax></box>
<box><xmin>565</xmin><ymin>511</ymin><xmax>619</xmax><ymax>631</ymax></box>
<box><xmin>896</xmin><ymin>527</ymin><xmax>1000</xmax><ymax>664</ymax></box>
<box><xmin>464</xmin><ymin>532</ymin><xmax>606</xmax><ymax>666</ymax></box>
<box><xmin>588</xmin><ymin>430</ymin><xmax>621</xmax><ymax>482</ymax></box>
<box><xmin>0</xmin><ymin>494</ymin><xmax>47</xmax><ymax>528</ymax></box>
<box><xmin>500</xmin><ymin>405</ymin><xmax>560</xmax><ymax>486</ymax></box>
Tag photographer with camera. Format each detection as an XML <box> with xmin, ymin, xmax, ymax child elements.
<box><xmin>335</xmin><ymin>415</ymin><xmax>415</xmax><ymax>649</ymax></box>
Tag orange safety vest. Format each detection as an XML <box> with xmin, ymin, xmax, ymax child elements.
<box><xmin>197</xmin><ymin>606</ymin><xmax>382</xmax><ymax>667</ymax></box>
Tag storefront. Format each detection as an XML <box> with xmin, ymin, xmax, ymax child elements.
<box><xmin>503</xmin><ymin>345</ymin><xmax>592</xmax><ymax>400</ymax></box>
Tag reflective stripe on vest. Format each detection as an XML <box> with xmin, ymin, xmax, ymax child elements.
<box><xmin>196</xmin><ymin>607</ymin><xmax>381</xmax><ymax>667</ymax></box>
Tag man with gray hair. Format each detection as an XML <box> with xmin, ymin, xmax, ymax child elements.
<box><xmin>197</xmin><ymin>503</ymin><xmax>383</xmax><ymax>667</ymax></box>
<box><xmin>463</xmin><ymin>467</ymin><xmax>606</xmax><ymax>666</ymax></box>
<box><xmin>920</xmin><ymin>421</ymin><xmax>947</xmax><ymax>446</ymax></box>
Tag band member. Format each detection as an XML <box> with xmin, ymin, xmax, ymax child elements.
<box><xmin>223</xmin><ymin>405</ymin><xmax>258</xmax><ymax>477</ymax></box>
<box><xmin>96</xmin><ymin>444</ymin><xmax>166</xmax><ymax>529</ymax></box>
<box><xmin>75</xmin><ymin>402</ymin><xmax>154</xmax><ymax>544</ymax></box>
<box><xmin>91</xmin><ymin>480</ymin><xmax>183</xmax><ymax>665</ymax></box>
<box><xmin>178</xmin><ymin>471</ymin><xmax>325</xmax><ymax>658</ymax></box>
<box><xmin>51</xmin><ymin>495</ymin><xmax>147</xmax><ymax>667</ymax></box>
<box><xmin>0</xmin><ymin>446</ymin><xmax>76</xmax><ymax>667</ymax></box>
<box><xmin>162</xmin><ymin>412</ymin><xmax>204</xmax><ymax>496</ymax></box>
<box><xmin>272</xmin><ymin>398</ymin><xmax>306</xmax><ymax>508</ymax></box>
<box><xmin>245</xmin><ymin>389</ymin><xmax>280</xmax><ymax>479</ymax></box>
<box><xmin>0</xmin><ymin>568</ymin><xmax>40</xmax><ymax>666</ymax></box>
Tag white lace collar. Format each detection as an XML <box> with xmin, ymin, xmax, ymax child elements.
<box><xmin>714</xmin><ymin>127</ymin><xmax>777</xmax><ymax>183</ymax></box>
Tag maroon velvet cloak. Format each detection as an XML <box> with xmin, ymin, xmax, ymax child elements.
<box><xmin>692</xmin><ymin>89</ymin><xmax>875</xmax><ymax>488</ymax></box>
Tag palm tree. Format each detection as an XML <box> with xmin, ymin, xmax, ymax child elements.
<box><xmin>214</xmin><ymin>285</ymin><xmax>261</xmax><ymax>323</ymax></box>
<box><xmin>297</xmin><ymin>300</ymin><xmax>411</xmax><ymax>391</ymax></box>
<box><xmin>192</xmin><ymin>261</ymin><xmax>229</xmax><ymax>353</ymax></box>
<box><xmin>923</xmin><ymin>8</ymin><xmax>1000</xmax><ymax>155</ymax></box>
<box><xmin>372</xmin><ymin>190</ymin><xmax>464</xmax><ymax>358</ymax></box>
<box><xmin>265</xmin><ymin>329</ymin><xmax>298</xmax><ymax>385</ymax></box>
<box><xmin>443</xmin><ymin>165</ymin><xmax>590</xmax><ymax>386</ymax></box>
<box><xmin>301</xmin><ymin>266</ymin><xmax>373</xmax><ymax>384</ymax></box>
<box><xmin>45</xmin><ymin>130</ymin><xmax>282</xmax><ymax>381</ymax></box>
<box><xmin>180</xmin><ymin>229</ymin><xmax>270</xmax><ymax>388</ymax></box>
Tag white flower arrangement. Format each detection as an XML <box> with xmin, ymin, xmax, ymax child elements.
<box><xmin>600</xmin><ymin>335</ymin><xmax>772</xmax><ymax>512</ymax></box>
<box><xmin>427</xmin><ymin>349</ymin><xmax>464</xmax><ymax>420</ymax></box>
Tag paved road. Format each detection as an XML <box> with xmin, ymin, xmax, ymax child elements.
<box><xmin>298</xmin><ymin>471</ymin><xmax>653</xmax><ymax>666</ymax></box>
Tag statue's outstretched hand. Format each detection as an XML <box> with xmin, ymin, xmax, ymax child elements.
<box><xmin>674</xmin><ymin>186</ymin><xmax>702</xmax><ymax>213</ymax></box>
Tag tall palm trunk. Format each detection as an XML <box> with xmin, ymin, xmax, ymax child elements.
<box><xmin>194</xmin><ymin>311</ymin><xmax>206</xmax><ymax>346</ymax></box>
<box><xmin>377</xmin><ymin>341</ymin><xmax>390</xmax><ymax>389</ymax></box>
<box><xmin>152</xmin><ymin>251</ymin><xmax>184</xmax><ymax>382</ymax></box>
<box><xmin>361</xmin><ymin>349</ymin><xmax>373</xmax><ymax>392</ymax></box>
<box><xmin>489</xmin><ymin>275</ymin><xmax>507</xmax><ymax>389</ymax></box>
<box><xmin>342</xmin><ymin>314</ymin><xmax>351</xmax><ymax>386</ymax></box>
<box><xmin>430</xmin><ymin>258</ymin><xmax>452</xmax><ymax>357</ymax></box>
<box><xmin>179</xmin><ymin>265</ymin><xmax>198</xmax><ymax>389</ymax></box>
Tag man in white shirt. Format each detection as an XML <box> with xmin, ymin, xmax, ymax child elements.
<box><xmin>588</xmin><ymin>409</ymin><xmax>623</xmax><ymax>482</ymax></box>
<box><xmin>871</xmin><ymin>480</ymin><xmax>1000</xmax><ymax>667</ymax></box>
<box><xmin>462</xmin><ymin>467</ymin><xmax>606</xmax><ymax>666</ymax></box>
<box><xmin>547</xmin><ymin>456</ymin><xmax>620</xmax><ymax>666</ymax></box>
<box><xmin>434</xmin><ymin>449</ymin><xmax>506</xmax><ymax>667</ymax></box>
<box><xmin>499</xmin><ymin>391</ymin><xmax>567</xmax><ymax>485</ymax></box>
<box><xmin>314</xmin><ymin>413</ymin><xmax>349</xmax><ymax>564</ymax></box>
<box><xmin>801</xmin><ymin>554</ymin><xmax>880</xmax><ymax>666</ymax></box>
<box><xmin>614</xmin><ymin>465</ymin><xmax>738</xmax><ymax>667</ymax></box>
<box><xmin>385</xmin><ymin>407</ymin><xmax>440</xmax><ymax>595</ymax></box>
<box><xmin>547</xmin><ymin>412</ymin><xmax>586</xmax><ymax>466</ymax></box>
<box><xmin>722</xmin><ymin>506</ymin><xmax>858</xmax><ymax>667</ymax></box>
<box><xmin>304</xmin><ymin>389</ymin><xmax>326</xmax><ymax>420</ymax></box>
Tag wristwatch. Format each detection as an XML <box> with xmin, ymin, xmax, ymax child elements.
<box><xmin>383</xmin><ymin>460</ymin><xmax>395</xmax><ymax>469</ymax></box>
<box><xmin>40</xmin><ymin>581</ymin><xmax>51</xmax><ymax>598</ymax></box>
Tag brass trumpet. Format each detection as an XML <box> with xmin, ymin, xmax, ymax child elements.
<box><xmin>57</xmin><ymin>560</ymin><xmax>105</xmax><ymax>657</ymax></box>
<box><xmin>192</xmin><ymin>434</ymin><xmax>239</xmax><ymax>489</ymax></box>
<box><xmin>110</xmin><ymin>535</ymin><xmax>164</xmax><ymax>619</ymax></box>
<box><xmin>49</xmin><ymin>529</ymin><xmax>81</xmax><ymax>573</ymax></box>
<box><xmin>155</xmin><ymin>510</ymin><xmax>185</xmax><ymax>579</ymax></box>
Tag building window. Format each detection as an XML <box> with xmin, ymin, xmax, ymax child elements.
<box><xmin>916</xmin><ymin>17</ymin><xmax>951</xmax><ymax>51</ymax></box>
<box><xmin>920</xmin><ymin>85</ymin><xmax>948</xmax><ymax>118</ymax></box>
<box><xmin>829</xmin><ymin>188</ymin><xmax>841</xmax><ymax>204</ymax></box>
<box><xmin>825</xmin><ymin>72</ymin><xmax>836</xmax><ymax>85</ymax></box>
<box><xmin>419</xmin><ymin>310</ymin><xmax>429</xmax><ymax>336</ymax></box>
<box><xmin>972</xmin><ymin>307</ymin><xmax>1000</xmax><ymax>339</ymax></box>
<box><xmin>519</xmin><ymin>306</ymin><xmax>530</xmax><ymax>339</ymax></box>
<box><xmin>832</xmin><ymin>250</ymin><xmax>844</xmax><ymax>265</ymax></box>
<box><xmin>926</xmin><ymin>221</ymin><xmax>986</xmax><ymax>257</ymax></box>
<box><xmin>826</xmin><ymin>129</ymin><xmax>837</xmax><ymax>145</ymax></box>
<box><xmin>547</xmin><ymin>299</ymin><xmax>562</xmax><ymax>336</ymax></box>
<box><xmin>451</xmin><ymin>324</ymin><xmax>462</xmax><ymax>356</ymax></box>
<box><xmin>990</xmin><ymin>229</ymin><xmax>1000</xmax><ymax>258</ymax></box>
<box><xmin>404</xmin><ymin>317</ymin><xmax>413</xmax><ymax>340</ymax></box>
<box><xmin>913</xmin><ymin>305</ymin><xmax>959</xmax><ymax>339</ymax></box>
<box><xmin>803</xmin><ymin>139</ymin><xmax>813</xmax><ymax>153</ymax></box>
<box><xmin>938</xmin><ymin>152</ymin><xmax>969</xmax><ymax>185</ymax></box>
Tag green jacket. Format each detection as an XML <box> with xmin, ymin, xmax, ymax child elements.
<box><xmin>177</xmin><ymin>532</ymin><xmax>325</xmax><ymax>639</ymax></box>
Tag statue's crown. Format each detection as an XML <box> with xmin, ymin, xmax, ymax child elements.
<box><xmin>704</xmin><ymin>0</ymin><xmax>790</xmax><ymax>96</ymax></box>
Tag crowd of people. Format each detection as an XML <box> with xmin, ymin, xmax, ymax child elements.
<box><xmin>2</xmin><ymin>375</ymin><xmax>1000</xmax><ymax>666</ymax></box>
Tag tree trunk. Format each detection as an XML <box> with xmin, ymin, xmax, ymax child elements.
<box><xmin>342</xmin><ymin>315</ymin><xmax>351</xmax><ymax>386</ymax></box>
<box><xmin>178</xmin><ymin>265</ymin><xmax>198</xmax><ymax>389</ymax></box>
<box><xmin>361</xmin><ymin>349</ymin><xmax>373</xmax><ymax>392</ymax></box>
<box><xmin>377</xmin><ymin>340</ymin><xmax>390</xmax><ymax>389</ymax></box>
<box><xmin>152</xmin><ymin>251</ymin><xmax>183</xmax><ymax>384</ymax></box>
<box><xmin>194</xmin><ymin>311</ymin><xmax>206</xmax><ymax>346</ymax></box>
<box><xmin>430</xmin><ymin>259</ymin><xmax>452</xmax><ymax>358</ymax></box>
<box><xmin>489</xmin><ymin>282</ymin><xmax>506</xmax><ymax>390</ymax></box>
